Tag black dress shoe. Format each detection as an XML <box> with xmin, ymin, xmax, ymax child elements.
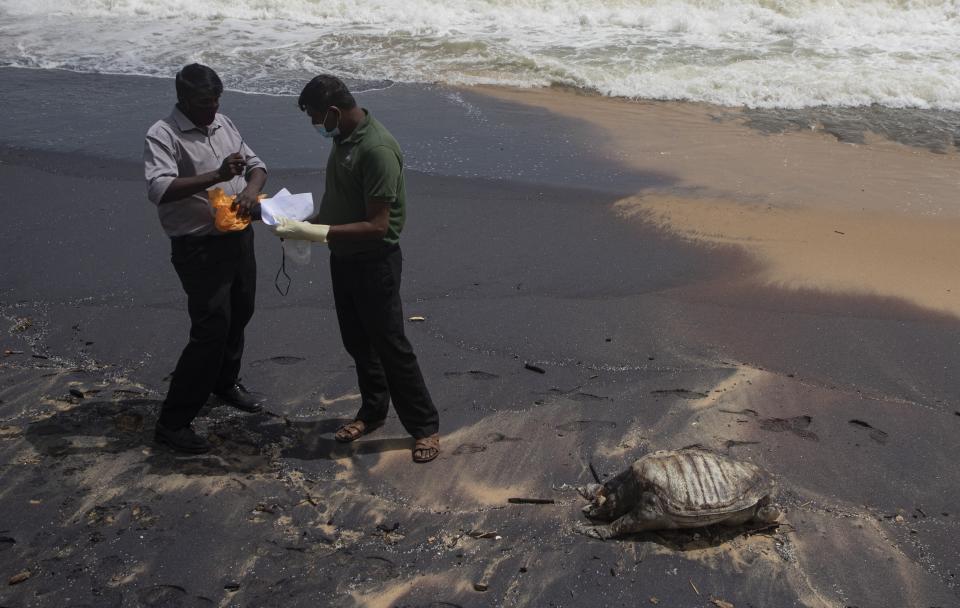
<box><xmin>214</xmin><ymin>383</ymin><xmax>263</xmax><ymax>413</ymax></box>
<box><xmin>154</xmin><ymin>423</ymin><xmax>211</xmax><ymax>454</ymax></box>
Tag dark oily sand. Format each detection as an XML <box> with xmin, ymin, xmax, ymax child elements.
<box><xmin>249</xmin><ymin>355</ymin><xmax>308</xmax><ymax>367</ymax></box>
<box><xmin>735</xmin><ymin>105</ymin><xmax>960</xmax><ymax>153</ymax></box>
<box><xmin>0</xmin><ymin>69</ymin><xmax>958</xmax><ymax>607</ymax></box>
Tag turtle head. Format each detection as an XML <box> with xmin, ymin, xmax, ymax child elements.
<box><xmin>577</xmin><ymin>483</ymin><xmax>603</xmax><ymax>501</ymax></box>
<box><xmin>580</xmin><ymin>485</ymin><xmax>627</xmax><ymax>521</ymax></box>
<box><xmin>755</xmin><ymin>502</ymin><xmax>782</xmax><ymax>524</ymax></box>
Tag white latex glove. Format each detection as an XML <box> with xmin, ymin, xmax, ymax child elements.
<box><xmin>271</xmin><ymin>216</ymin><xmax>330</xmax><ymax>243</ymax></box>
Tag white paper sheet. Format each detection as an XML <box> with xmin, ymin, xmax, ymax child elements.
<box><xmin>260</xmin><ymin>188</ymin><xmax>315</xmax><ymax>226</ymax></box>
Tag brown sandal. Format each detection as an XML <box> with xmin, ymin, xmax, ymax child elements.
<box><xmin>334</xmin><ymin>419</ymin><xmax>384</xmax><ymax>443</ymax></box>
<box><xmin>412</xmin><ymin>434</ymin><xmax>440</xmax><ymax>463</ymax></box>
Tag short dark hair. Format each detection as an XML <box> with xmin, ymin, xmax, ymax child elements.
<box><xmin>298</xmin><ymin>75</ymin><xmax>357</xmax><ymax>112</ymax></box>
<box><xmin>175</xmin><ymin>64</ymin><xmax>223</xmax><ymax>102</ymax></box>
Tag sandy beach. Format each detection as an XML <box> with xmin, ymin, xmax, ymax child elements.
<box><xmin>1</xmin><ymin>67</ymin><xmax>958</xmax><ymax>607</ymax></box>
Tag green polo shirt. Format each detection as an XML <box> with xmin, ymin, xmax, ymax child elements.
<box><xmin>317</xmin><ymin>110</ymin><xmax>406</xmax><ymax>256</ymax></box>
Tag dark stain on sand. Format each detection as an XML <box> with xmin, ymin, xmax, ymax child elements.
<box><xmin>249</xmin><ymin>355</ymin><xmax>306</xmax><ymax>367</ymax></box>
<box><xmin>651</xmin><ymin>388</ymin><xmax>709</xmax><ymax>399</ymax></box>
<box><xmin>23</xmin><ymin>398</ymin><xmax>290</xmax><ymax>475</ymax></box>
<box><xmin>26</xmin><ymin>399</ymin><xmax>162</xmax><ymax>457</ymax></box>
<box><xmin>443</xmin><ymin>370</ymin><xmax>499</xmax><ymax>380</ymax></box>
<box><xmin>848</xmin><ymin>419</ymin><xmax>890</xmax><ymax>444</ymax></box>
<box><xmin>719</xmin><ymin>408</ymin><xmax>759</xmax><ymax>417</ymax></box>
<box><xmin>759</xmin><ymin>415</ymin><xmax>819</xmax><ymax>441</ymax></box>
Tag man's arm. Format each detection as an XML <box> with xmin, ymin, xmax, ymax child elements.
<box><xmin>326</xmin><ymin>199</ymin><xmax>390</xmax><ymax>241</ymax></box>
<box><xmin>160</xmin><ymin>153</ymin><xmax>246</xmax><ymax>205</ymax></box>
<box><xmin>144</xmin><ymin>128</ymin><xmax>247</xmax><ymax>206</ymax></box>
<box><xmin>232</xmin><ymin>167</ymin><xmax>268</xmax><ymax>220</ymax></box>
<box><xmin>230</xmin><ymin>132</ymin><xmax>269</xmax><ymax>219</ymax></box>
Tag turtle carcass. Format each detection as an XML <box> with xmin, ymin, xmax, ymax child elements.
<box><xmin>578</xmin><ymin>447</ymin><xmax>781</xmax><ymax>539</ymax></box>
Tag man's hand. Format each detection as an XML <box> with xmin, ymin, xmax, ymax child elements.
<box><xmin>271</xmin><ymin>217</ymin><xmax>331</xmax><ymax>243</ymax></box>
<box><xmin>217</xmin><ymin>152</ymin><xmax>246</xmax><ymax>181</ymax></box>
<box><xmin>232</xmin><ymin>189</ymin><xmax>261</xmax><ymax>220</ymax></box>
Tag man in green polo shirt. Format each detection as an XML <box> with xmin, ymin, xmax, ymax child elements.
<box><xmin>271</xmin><ymin>75</ymin><xmax>440</xmax><ymax>463</ymax></box>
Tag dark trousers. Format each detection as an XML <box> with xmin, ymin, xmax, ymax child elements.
<box><xmin>159</xmin><ymin>227</ymin><xmax>257</xmax><ymax>429</ymax></box>
<box><xmin>330</xmin><ymin>245</ymin><xmax>439</xmax><ymax>439</ymax></box>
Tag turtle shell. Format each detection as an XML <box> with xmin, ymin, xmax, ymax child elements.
<box><xmin>633</xmin><ymin>448</ymin><xmax>773</xmax><ymax>519</ymax></box>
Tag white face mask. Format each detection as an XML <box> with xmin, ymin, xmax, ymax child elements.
<box><xmin>314</xmin><ymin>109</ymin><xmax>340</xmax><ymax>138</ymax></box>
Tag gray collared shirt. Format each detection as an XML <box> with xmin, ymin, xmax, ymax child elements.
<box><xmin>144</xmin><ymin>106</ymin><xmax>267</xmax><ymax>237</ymax></box>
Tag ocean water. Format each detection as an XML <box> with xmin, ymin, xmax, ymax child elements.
<box><xmin>1</xmin><ymin>0</ymin><xmax>959</xmax><ymax>112</ymax></box>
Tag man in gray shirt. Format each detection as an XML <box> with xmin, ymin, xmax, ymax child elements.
<box><xmin>144</xmin><ymin>64</ymin><xmax>267</xmax><ymax>453</ymax></box>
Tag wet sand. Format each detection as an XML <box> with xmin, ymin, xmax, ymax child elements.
<box><xmin>0</xmin><ymin>68</ymin><xmax>958</xmax><ymax>607</ymax></box>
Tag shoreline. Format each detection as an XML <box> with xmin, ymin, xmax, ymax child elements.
<box><xmin>4</xmin><ymin>64</ymin><xmax>959</xmax><ymax>153</ymax></box>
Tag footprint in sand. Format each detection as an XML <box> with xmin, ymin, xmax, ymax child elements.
<box><xmin>453</xmin><ymin>432</ymin><xmax>523</xmax><ymax>455</ymax></box>
<box><xmin>759</xmin><ymin>415</ymin><xmax>819</xmax><ymax>441</ymax></box>
<box><xmin>137</xmin><ymin>585</ymin><xmax>199</xmax><ymax>606</ymax></box>
<box><xmin>453</xmin><ymin>443</ymin><xmax>487</xmax><ymax>455</ymax></box>
<box><xmin>363</xmin><ymin>555</ymin><xmax>398</xmax><ymax>578</ymax></box>
<box><xmin>848</xmin><ymin>419</ymin><xmax>889</xmax><ymax>444</ymax></box>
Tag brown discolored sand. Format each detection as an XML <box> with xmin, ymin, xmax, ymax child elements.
<box><xmin>616</xmin><ymin>197</ymin><xmax>959</xmax><ymax>318</ymax></box>
<box><xmin>475</xmin><ymin>85</ymin><xmax>960</xmax><ymax>319</ymax></box>
<box><xmin>0</xmin><ymin>68</ymin><xmax>958</xmax><ymax>607</ymax></box>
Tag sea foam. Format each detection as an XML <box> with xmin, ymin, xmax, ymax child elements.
<box><xmin>0</xmin><ymin>0</ymin><xmax>957</xmax><ymax>109</ymax></box>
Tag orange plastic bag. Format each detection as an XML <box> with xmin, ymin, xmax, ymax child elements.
<box><xmin>208</xmin><ymin>187</ymin><xmax>265</xmax><ymax>232</ymax></box>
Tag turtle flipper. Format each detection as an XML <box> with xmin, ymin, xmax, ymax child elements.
<box><xmin>579</xmin><ymin>493</ymin><xmax>671</xmax><ymax>539</ymax></box>
<box><xmin>575</xmin><ymin>521</ymin><xmax>615</xmax><ymax>540</ymax></box>
<box><xmin>605</xmin><ymin>491</ymin><xmax>673</xmax><ymax>536</ymax></box>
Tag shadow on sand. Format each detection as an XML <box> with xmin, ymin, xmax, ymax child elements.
<box><xmin>611</xmin><ymin>522</ymin><xmax>787</xmax><ymax>551</ymax></box>
<box><xmin>22</xmin><ymin>398</ymin><xmax>411</xmax><ymax>477</ymax></box>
